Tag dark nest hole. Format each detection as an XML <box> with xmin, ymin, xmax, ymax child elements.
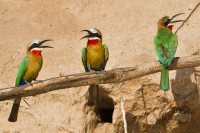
<box><xmin>97</xmin><ymin>96</ymin><xmax>114</xmax><ymax>123</ymax></box>
<box><xmin>98</xmin><ymin>108</ymin><xmax>114</xmax><ymax>123</ymax></box>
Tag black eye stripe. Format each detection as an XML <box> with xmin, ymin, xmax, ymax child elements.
<box><xmin>91</xmin><ymin>33</ymin><xmax>102</xmax><ymax>39</ymax></box>
<box><xmin>29</xmin><ymin>43</ymin><xmax>37</xmax><ymax>51</ymax></box>
<box><xmin>164</xmin><ymin>19</ymin><xmax>170</xmax><ymax>26</ymax></box>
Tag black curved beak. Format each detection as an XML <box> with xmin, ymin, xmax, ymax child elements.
<box><xmin>80</xmin><ymin>35</ymin><xmax>90</xmax><ymax>40</ymax></box>
<box><xmin>170</xmin><ymin>13</ymin><xmax>185</xmax><ymax>23</ymax></box>
<box><xmin>38</xmin><ymin>39</ymin><xmax>54</xmax><ymax>48</ymax></box>
<box><xmin>81</xmin><ymin>30</ymin><xmax>93</xmax><ymax>34</ymax></box>
<box><xmin>80</xmin><ymin>29</ymin><xmax>102</xmax><ymax>40</ymax></box>
<box><xmin>80</xmin><ymin>30</ymin><xmax>93</xmax><ymax>40</ymax></box>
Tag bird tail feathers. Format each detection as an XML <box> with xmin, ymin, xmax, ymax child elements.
<box><xmin>8</xmin><ymin>98</ymin><xmax>21</xmax><ymax>122</ymax></box>
<box><xmin>160</xmin><ymin>64</ymin><xmax>170</xmax><ymax>91</ymax></box>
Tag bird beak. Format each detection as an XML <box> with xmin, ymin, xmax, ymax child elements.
<box><xmin>80</xmin><ymin>29</ymin><xmax>102</xmax><ymax>40</ymax></box>
<box><xmin>170</xmin><ymin>13</ymin><xmax>185</xmax><ymax>23</ymax></box>
<box><xmin>38</xmin><ymin>39</ymin><xmax>54</xmax><ymax>48</ymax></box>
<box><xmin>80</xmin><ymin>30</ymin><xmax>93</xmax><ymax>40</ymax></box>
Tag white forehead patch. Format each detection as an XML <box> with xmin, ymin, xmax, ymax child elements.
<box><xmin>31</xmin><ymin>47</ymin><xmax>43</xmax><ymax>51</ymax></box>
<box><xmin>29</xmin><ymin>39</ymin><xmax>40</xmax><ymax>47</ymax></box>
<box><xmin>32</xmin><ymin>39</ymin><xmax>40</xmax><ymax>44</ymax></box>
<box><xmin>89</xmin><ymin>28</ymin><xmax>97</xmax><ymax>33</ymax></box>
<box><xmin>168</xmin><ymin>16</ymin><xmax>172</xmax><ymax>19</ymax></box>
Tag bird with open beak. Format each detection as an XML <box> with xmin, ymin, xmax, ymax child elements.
<box><xmin>81</xmin><ymin>28</ymin><xmax>109</xmax><ymax>106</ymax></box>
<box><xmin>154</xmin><ymin>13</ymin><xmax>184</xmax><ymax>91</ymax></box>
<box><xmin>8</xmin><ymin>39</ymin><xmax>53</xmax><ymax>122</ymax></box>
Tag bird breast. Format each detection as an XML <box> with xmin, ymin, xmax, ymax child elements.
<box><xmin>87</xmin><ymin>44</ymin><xmax>105</xmax><ymax>70</ymax></box>
<box><xmin>24</xmin><ymin>54</ymin><xmax>43</xmax><ymax>82</ymax></box>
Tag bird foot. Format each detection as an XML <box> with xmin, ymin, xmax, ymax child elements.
<box><xmin>25</xmin><ymin>80</ymin><xmax>33</xmax><ymax>86</ymax></box>
<box><xmin>89</xmin><ymin>70</ymin><xmax>96</xmax><ymax>73</ymax></box>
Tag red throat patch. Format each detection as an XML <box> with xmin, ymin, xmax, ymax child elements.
<box><xmin>88</xmin><ymin>39</ymin><xmax>99</xmax><ymax>45</ymax></box>
<box><xmin>167</xmin><ymin>25</ymin><xmax>174</xmax><ymax>31</ymax></box>
<box><xmin>31</xmin><ymin>49</ymin><xmax>42</xmax><ymax>55</ymax></box>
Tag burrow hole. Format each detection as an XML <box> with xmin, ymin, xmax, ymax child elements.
<box><xmin>97</xmin><ymin>96</ymin><xmax>114</xmax><ymax>123</ymax></box>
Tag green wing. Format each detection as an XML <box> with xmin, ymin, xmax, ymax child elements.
<box><xmin>166</xmin><ymin>33</ymin><xmax>178</xmax><ymax>66</ymax></box>
<box><xmin>153</xmin><ymin>28</ymin><xmax>177</xmax><ymax>67</ymax></box>
<box><xmin>103</xmin><ymin>44</ymin><xmax>109</xmax><ymax>69</ymax></box>
<box><xmin>81</xmin><ymin>47</ymin><xmax>87</xmax><ymax>72</ymax></box>
<box><xmin>15</xmin><ymin>55</ymin><xmax>29</xmax><ymax>86</ymax></box>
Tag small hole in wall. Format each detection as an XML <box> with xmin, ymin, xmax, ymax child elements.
<box><xmin>97</xmin><ymin>96</ymin><xmax>114</xmax><ymax>123</ymax></box>
<box><xmin>98</xmin><ymin>108</ymin><xmax>114</xmax><ymax>123</ymax></box>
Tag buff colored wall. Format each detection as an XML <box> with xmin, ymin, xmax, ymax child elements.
<box><xmin>0</xmin><ymin>0</ymin><xmax>200</xmax><ymax>132</ymax></box>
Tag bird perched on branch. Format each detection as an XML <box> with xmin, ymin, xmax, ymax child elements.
<box><xmin>81</xmin><ymin>28</ymin><xmax>109</xmax><ymax>106</ymax></box>
<box><xmin>154</xmin><ymin>13</ymin><xmax>184</xmax><ymax>91</ymax></box>
<box><xmin>8</xmin><ymin>39</ymin><xmax>54</xmax><ymax>122</ymax></box>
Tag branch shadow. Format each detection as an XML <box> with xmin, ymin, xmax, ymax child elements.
<box><xmin>170</xmin><ymin>67</ymin><xmax>200</xmax><ymax>132</ymax></box>
<box><xmin>171</xmin><ymin>67</ymin><xmax>199</xmax><ymax>109</ymax></box>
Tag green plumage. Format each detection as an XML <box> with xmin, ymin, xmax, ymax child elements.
<box><xmin>82</xmin><ymin>48</ymin><xmax>87</xmax><ymax>72</ymax></box>
<box><xmin>154</xmin><ymin>27</ymin><xmax>178</xmax><ymax>91</ymax></box>
<box><xmin>9</xmin><ymin>39</ymin><xmax>52</xmax><ymax>122</ymax></box>
<box><xmin>103</xmin><ymin>44</ymin><xmax>109</xmax><ymax>65</ymax></box>
<box><xmin>9</xmin><ymin>52</ymin><xmax>43</xmax><ymax>122</ymax></box>
<box><xmin>161</xmin><ymin>64</ymin><xmax>169</xmax><ymax>90</ymax></box>
<box><xmin>8</xmin><ymin>55</ymin><xmax>30</xmax><ymax>122</ymax></box>
<box><xmin>15</xmin><ymin>55</ymin><xmax>29</xmax><ymax>86</ymax></box>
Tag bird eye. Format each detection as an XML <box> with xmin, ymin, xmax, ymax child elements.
<box><xmin>29</xmin><ymin>43</ymin><xmax>36</xmax><ymax>47</ymax></box>
<box><xmin>95</xmin><ymin>33</ymin><xmax>102</xmax><ymax>39</ymax></box>
<box><xmin>29</xmin><ymin>43</ymin><xmax>37</xmax><ymax>51</ymax></box>
<box><xmin>164</xmin><ymin>19</ymin><xmax>170</xmax><ymax>26</ymax></box>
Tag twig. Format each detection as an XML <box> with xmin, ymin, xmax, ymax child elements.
<box><xmin>117</xmin><ymin>82</ymin><xmax>127</xmax><ymax>133</ymax></box>
<box><xmin>62</xmin><ymin>88</ymin><xmax>89</xmax><ymax>124</ymax></box>
<box><xmin>175</xmin><ymin>2</ymin><xmax>200</xmax><ymax>34</ymax></box>
<box><xmin>23</xmin><ymin>99</ymin><xmax>30</xmax><ymax>106</ymax></box>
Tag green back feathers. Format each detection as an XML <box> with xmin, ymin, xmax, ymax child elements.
<box><xmin>161</xmin><ymin>64</ymin><xmax>169</xmax><ymax>91</ymax></box>
<box><xmin>15</xmin><ymin>55</ymin><xmax>29</xmax><ymax>86</ymax></box>
<box><xmin>154</xmin><ymin>27</ymin><xmax>178</xmax><ymax>67</ymax></box>
<box><xmin>81</xmin><ymin>48</ymin><xmax>87</xmax><ymax>72</ymax></box>
<box><xmin>103</xmin><ymin>44</ymin><xmax>109</xmax><ymax>69</ymax></box>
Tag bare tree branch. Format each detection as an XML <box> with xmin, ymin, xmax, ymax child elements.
<box><xmin>0</xmin><ymin>55</ymin><xmax>200</xmax><ymax>101</ymax></box>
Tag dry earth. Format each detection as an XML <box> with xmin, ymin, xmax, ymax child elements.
<box><xmin>0</xmin><ymin>0</ymin><xmax>200</xmax><ymax>132</ymax></box>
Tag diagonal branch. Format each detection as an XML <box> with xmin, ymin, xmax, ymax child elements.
<box><xmin>0</xmin><ymin>55</ymin><xmax>200</xmax><ymax>101</ymax></box>
<box><xmin>175</xmin><ymin>2</ymin><xmax>200</xmax><ymax>34</ymax></box>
